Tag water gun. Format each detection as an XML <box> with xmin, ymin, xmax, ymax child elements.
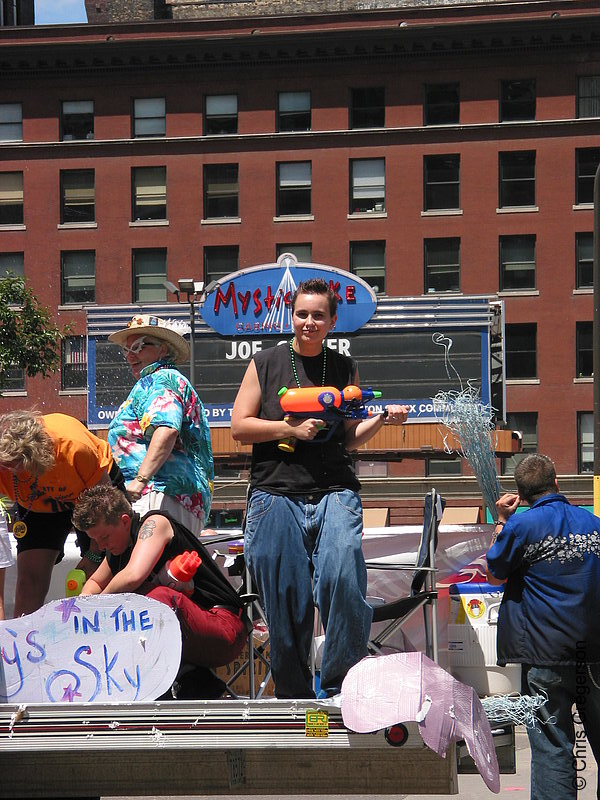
<box><xmin>157</xmin><ymin>550</ymin><xmax>202</xmax><ymax>597</ymax></box>
<box><xmin>65</xmin><ymin>568</ymin><xmax>87</xmax><ymax>597</ymax></box>
<box><xmin>277</xmin><ymin>384</ymin><xmax>383</xmax><ymax>452</ymax></box>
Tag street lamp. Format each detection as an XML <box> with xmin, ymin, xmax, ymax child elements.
<box><xmin>163</xmin><ymin>278</ymin><xmax>204</xmax><ymax>387</ymax></box>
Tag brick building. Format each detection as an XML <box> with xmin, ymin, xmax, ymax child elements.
<box><xmin>0</xmin><ymin>0</ymin><xmax>598</xmax><ymax>514</ymax></box>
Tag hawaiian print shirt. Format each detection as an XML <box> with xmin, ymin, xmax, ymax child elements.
<box><xmin>108</xmin><ymin>359</ymin><xmax>214</xmax><ymax>522</ymax></box>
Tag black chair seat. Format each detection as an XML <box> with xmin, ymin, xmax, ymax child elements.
<box><xmin>371</xmin><ymin>591</ymin><xmax>438</xmax><ymax>624</ymax></box>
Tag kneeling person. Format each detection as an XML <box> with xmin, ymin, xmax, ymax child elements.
<box><xmin>73</xmin><ymin>485</ymin><xmax>248</xmax><ymax>697</ymax></box>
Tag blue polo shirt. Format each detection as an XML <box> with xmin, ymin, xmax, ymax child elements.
<box><xmin>487</xmin><ymin>494</ymin><xmax>600</xmax><ymax>665</ymax></box>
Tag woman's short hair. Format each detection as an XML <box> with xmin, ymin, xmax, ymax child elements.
<box><xmin>73</xmin><ymin>484</ymin><xmax>132</xmax><ymax>531</ymax></box>
<box><xmin>291</xmin><ymin>278</ymin><xmax>338</xmax><ymax>317</ymax></box>
<box><xmin>0</xmin><ymin>410</ymin><xmax>55</xmax><ymax>476</ymax></box>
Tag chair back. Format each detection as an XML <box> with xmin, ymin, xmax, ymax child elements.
<box><xmin>410</xmin><ymin>488</ymin><xmax>445</xmax><ymax>596</ymax></box>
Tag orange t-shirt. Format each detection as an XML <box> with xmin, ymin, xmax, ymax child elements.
<box><xmin>0</xmin><ymin>413</ymin><xmax>113</xmax><ymax>514</ymax></box>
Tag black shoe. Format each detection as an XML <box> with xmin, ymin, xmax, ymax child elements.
<box><xmin>172</xmin><ymin>665</ymin><xmax>228</xmax><ymax>700</ymax></box>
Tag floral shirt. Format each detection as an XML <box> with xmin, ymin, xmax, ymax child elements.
<box><xmin>108</xmin><ymin>359</ymin><xmax>214</xmax><ymax>523</ymax></box>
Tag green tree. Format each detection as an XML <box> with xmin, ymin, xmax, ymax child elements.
<box><xmin>0</xmin><ymin>274</ymin><xmax>67</xmax><ymax>384</ymax></box>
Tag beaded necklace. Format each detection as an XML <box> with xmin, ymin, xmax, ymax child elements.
<box><xmin>11</xmin><ymin>473</ymin><xmax>39</xmax><ymax>538</ymax></box>
<box><xmin>289</xmin><ymin>338</ymin><xmax>327</xmax><ymax>388</ymax></box>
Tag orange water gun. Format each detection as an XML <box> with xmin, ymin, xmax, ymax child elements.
<box><xmin>277</xmin><ymin>384</ymin><xmax>383</xmax><ymax>452</ymax></box>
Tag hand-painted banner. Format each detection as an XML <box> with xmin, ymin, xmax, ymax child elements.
<box><xmin>0</xmin><ymin>594</ymin><xmax>181</xmax><ymax>704</ymax></box>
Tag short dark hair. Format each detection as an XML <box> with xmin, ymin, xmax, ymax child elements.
<box><xmin>72</xmin><ymin>484</ymin><xmax>132</xmax><ymax>531</ymax></box>
<box><xmin>513</xmin><ymin>453</ymin><xmax>557</xmax><ymax>505</ymax></box>
<box><xmin>291</xmin><ymin>278</ymin><xmax>338</xmax><ymax>316</ymax></box>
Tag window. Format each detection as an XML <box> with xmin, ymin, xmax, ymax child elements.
<box><xmin>133</xmin><ymin>249</ymin><xmax>167</xmax><ymax>302</ymax></box>
<box><xmin>350</xmin><ymin>87</ymin><xmax>384</xmax><ymax>129</ymax></box>
<box><xmin>132</xmin><ymin>166</ymin><xmax>166</xmax><ymax>221</ymax></box>
<box><xmin>575</xmin><ymin>148</ymin><xmax>600</xmax><ymax>205</ymax></box>
<box><xmin>505</xmin><ymin>322</ymin><xmax>537</xmax><ymax>379</ymax></box>
<box><xmin>424</xmin><ymin>237</ymin><xmax>460</xmax><ymax>293</ymax></box>
<box><xmin>61</xmin><ymin>251</ymin><xmax>95</xmax><ymax>305</ymax></box>
<box><xmin>277</xmin><ymin>161</ymin><xmax>311</xmax><ymax>216</ymax></box>
<box><xmin>278</xmin><ymin>91</ymin><xmax>311</xmax><ymax>132</ymax></box>
<box><xmin>423</xmin><ymin>154</ymin><xmax>460</xmax><ymax>211</ymax></box>
<box><xmin>350</xmin><ymin>240</ymin><xmax>385</xmax><ymax>294</ymax></box>
<box><xmin>62</xmin><ymin>336</ymin><xmax>87</xmax><ymax>391</ymax></box>
<box><xmin>276</xmin><ymin>243</ymin><xmax>312</xmax><ymax>262</ymax></box>
<box><xmin>500</xmin><ymin>79</ymin><xmax>536</xmax><ymax>121</ymax></box>
<box><xmin>203</xmin><ymin>164</ymin><xmax>239</xmax><ymax>218</ymax></box>
<box><xmin>502</xmin><ymin>412</ymin><xmax>538</xmax><ymax>475</ymax></box>
<box><xmin>0</xmin><ymin>103</ymin><xmax>22</xmax><ymax>141</ymax></box>
<box><xmin>578</xmin><ymin>412</ymin><xmax>593</xmax><ymax>473</ymax></box>
<box><xmin>576</xmin><ymin>321</ymin><xmax>593</xmax><ymax>378</ymax></box>
<box><xmin>576</xmin><ymin>232</ymin><xmax>593</xmax><ymax>288</ymax></box>
<box><xmin>499</xmin><ymin>151</ymin><xmax>536</xmax><ymax>208</ymax></box>
<box><xmin>426</xmin><ymin>457</ymin><xmax>462</xmax><ymax>477</ymax></box>
<box><xmin>0</xmin><ymin>365</ymin><xmax>25</xmax><ymax>393</ymax></box>
<box><xmin>204</xmin><ymin>245</ymin><xmax>239</xmax><ymax>285</ymax></box>
<box><xmin>61</xmin><ymin>100</ymin><xmax>93</xmax><ymax>140</ymax></box>
<box><xmin>0</xmin><ymin>252</ymin><xmax>24</xmax><ymax>278</ymax></box>
<box><xmin>350</xmin><ymin>159</ymin><xmax>385</xmax><ymax>214</ymax></box>
<box><xmin>577</xmin><ymin>76</ymin><xmax>600</xmax><ymax>118</ymax></box>
<box><xmin>133</xmin><ymin>98</ymin><xmax>165</xmax><ymax>138</ymax></box>
<box><xmin>0</xmin><ymin>171</ymin><xmax>23</xmax><ymax>225</ymax></box>
<box><xmin>60</xmin><ymin>170</ymin><xmax>94</xmax><ymax>224</ymax></box>
<box><xmin>500</xmin><ymin>235</ymin><xmax>536</xmax><ymax>291</ymax></box>
<box><xmin>204</xmin><ymin>95</ymin><xmax>238</xmax><ymax>135</ymax></box>
<box><xmin>424</xmin><ymin>83</ymin><xmax>459</xmax><ymax>125</ymax></box>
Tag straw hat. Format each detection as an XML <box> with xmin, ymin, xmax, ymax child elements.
<box><xmin>109</xmin><ymin>315</ymin><xmax>190</xmax><ymax>364</ymax></box>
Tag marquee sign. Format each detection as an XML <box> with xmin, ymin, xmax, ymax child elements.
<box><xmin>199</xmin><ymin>253</ymin><xmax>377</xmax><ymax>336</ymax></box>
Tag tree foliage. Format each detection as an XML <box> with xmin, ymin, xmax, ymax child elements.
<box><xmin>0</xmin><ymin>275</ymin><xmax>67</xmax><ymax>380</ymax></box>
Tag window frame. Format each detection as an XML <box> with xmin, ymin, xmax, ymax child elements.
<box><xmin>499</xmin><ymin>234</ymin><xmax>536</xmax><ymax>291</ymax></box>
<box><xmin>132</xmin><ymin>248</ymin><xmax>168</xmax><ymax>303</ymax></box>
<box><xmin>502</xmin><ymin>412</ymin><xmax>538</xmax><ymax>475</ymax></box>
<box><xmin>423</xmin><ymin>83</ymin><xmax>460</xmax><ymax>126</ymax></box>
<box><xmin>575</xmin><ymin>148</ymin><xmax>600</xmax><ymax>206</ymax></box>
<box><xmin>61</xmin><ymin>250</ymin><xmax>96</xmax><ymax>305</ymax></box>
<box><xmin>499</xmin><ymin>151</ymin><xmax>536</xmax><ymax>208</ymax></box>
<box><xmin>350</xmin><ymin>158</ymin><xmax>385</xmax><ymax>214</ymax></box>
<box><xmin>423</xmin><ymin>154</ymin><xmax>460</xmax><ymax>211</ymax></box>
<box><xmin>60</xmin><ymin>100</ymin><xmax>94</xmax><ymax>141</ymax></box>
<box><xmin>276</xmin><ymin>243</ymin><xmax>312</xmax><ymax>262</ymax></box>
<box><xmin>577</xmin><ymin>76</ymin><xmax>600</xmax><ymax>119</ymax></box>
<box><xmin>349</xmin><ymin>240</ymin><xmax>385</xmax><ymax>295</ymax></box>
<box><xmin>61</xmin><ymin>335</ymin><xmax>88</xmax><ymax>391</ymax></box>
<box><xmin>576</xmin><ymin>231</ymin><xmax>593</xmax><ymax>289</ymax></box>
<box><xmin>578</xmin><ymin>411</ymin><xmax>594</xmax><ymax>473</ymax></box>
<box><xmin>576</xmin><ymin>321</ymin><xmax>593</xmax><ymax>378</ymax></box>
<box><xmin>203</xmin><ymin>163</ymin><xmax>239</xmax><ymax>219</ymax></box>
<box><xmin>0</xmin><ymin>251</ymin><xmax>24</xmax><ymax>279</ymax></box>
<box><xmin>203</xmin><ymin>245</ymin><xmax>239</xmax><ymax>285</ymax></box>
<box><xmin>505</xmin><ymin>322</ymin><xmax>537</xmax><ymax>379</ymax></box>
<box><xmin>133</xmin><ymin>97</ymin><xmax>166</xmax><ymax>139</ymax></box>
<box><xmin>204</xmin><ymin>94</ymin><xmax>238</xmax><ymax>136</ymax></box>
<box><xmin>60</xmin><ymin>169</ymin><xmax>95</xmax><ymax>225</ymax></box>
<box><xmin>277</xmin><ymin>91</ymin><xmax>311</xmax><ymax>132</ymax></box>
<box><xmin>499</xmin><ymin>79</ymin><xmax>536</xmax><ymax>122</ymax></box>
<box><xmin>349</xmin><ymin>87</ymin><xmax>385</xmax><ymax>129</ymax></box>
<box><xmin>276</xmin><ymin>161</ymin><xmax>312</xmax><ymax>217</ymax></box>
<box><xmin>0</xmin><ymin>103</ymin><xmax>23</xmax><ymax>142</ymax></box>
<box><xmin>131</xmin><ymin>166</ymin><xmax>167</xmax><ymax>221</ymax></box>
<box><xmin>424</xmin><ymin>237</ymin><xmax>460</xmax><ymax>294</ymax></box>
<box><xmin>0</xmin><ymin>171</ymin><xmax>24</xmax><ymax>226</ymax></box>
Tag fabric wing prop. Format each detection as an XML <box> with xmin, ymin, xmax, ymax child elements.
<box><xmin>341</xmin><ymin>652</ymin><xmax>500</xmax><ymax>794</ymax></box>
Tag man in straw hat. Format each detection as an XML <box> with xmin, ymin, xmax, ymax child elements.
<box><xmin>108</xmin><ymin>314</ymin><xmax>213</xmax><ymax>537</ymax></box>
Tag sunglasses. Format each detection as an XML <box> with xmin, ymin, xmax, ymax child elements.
<box><xmin>120</xmin><ymin>336</ymin><xmax>159</xmax><ymax>356</ymax></box>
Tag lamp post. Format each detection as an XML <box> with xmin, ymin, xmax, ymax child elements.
<box><xmin>163</xmin><ymin>279</ymin><xmax>204</xmax><ymax>388</ymax></box>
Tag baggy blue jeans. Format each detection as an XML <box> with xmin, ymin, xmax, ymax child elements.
<box><xmin>244</xmin><ymin>488</ymin><xmax>373</xmax><ymax>699</ymax></box>
<box><xmin>525</xmin><ymin>663</ymin><xmax>600</xmax><ymax>800</ymax></box>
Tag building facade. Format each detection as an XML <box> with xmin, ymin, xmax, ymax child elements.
<box><xmin>0</xmin><ymin>0</ymin><xmax>598</xmax><ymax>508</ymax></box>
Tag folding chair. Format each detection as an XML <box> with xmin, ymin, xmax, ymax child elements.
<box><xmin>211</xmin><ymin>543</ymin><xmax>273</xmax><ymax>699</ymax></box>
<box><xmin>367</xmin><ymin>488</ymin><xmax>445</xmax><ymax>662</ymax></box>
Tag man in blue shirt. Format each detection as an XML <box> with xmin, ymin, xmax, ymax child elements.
<box><xmin>486</xmin><ymin>453</ymin><xmax>600</xmax><ymax>800</ymax></box>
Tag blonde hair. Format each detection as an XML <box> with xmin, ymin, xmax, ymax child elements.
<box><xmin>0</xmin><ymin>410</ymin><xmax>55</xmax><ymax>476</ymax></box>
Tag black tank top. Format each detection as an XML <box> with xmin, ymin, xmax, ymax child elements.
<box><xmin>250</xmin><ymin>342</ymin><xmax>361</xmax><ymax>495</ymax></box>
